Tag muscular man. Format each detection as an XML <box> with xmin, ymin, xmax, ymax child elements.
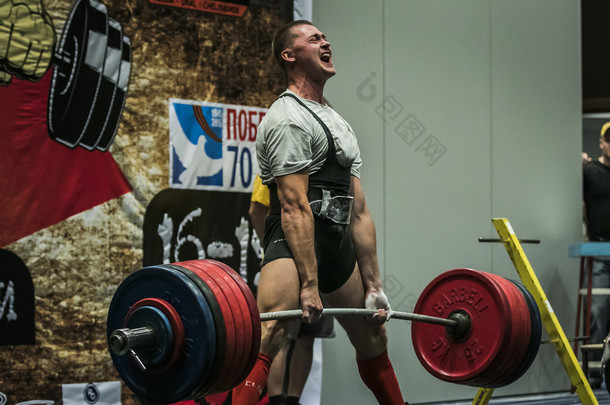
<box><xmin>583</xmin><ymin>122</ymin><xmax>610</xmax><ymax>388</ymax></box>
<box><xmin>248</xmin><ymin>174</ymin><xmax>334</xmax><ymax>405</ymax></box>
<box><xmin>232</xmin><ymin>20</ymin><xmax>405</xmax><ymax>404</ymax></box>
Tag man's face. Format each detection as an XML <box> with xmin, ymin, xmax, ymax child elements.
<box><xmin>286</xmin><ymin>24</ymin><xmax>335</xmax><ymax>79</ymax></box>
<box><xmin>600</xmin><ymin>136</ymin><xmax>610</xmax><ymax>160</ymax></box>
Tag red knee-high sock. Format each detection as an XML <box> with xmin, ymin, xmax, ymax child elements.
<box><xmin>232</xmin><ymin>353</ymin><xmax>273</xmax><ymax>405</ymax></box>
<box><xmin>357</xmin><ymin>350</ymin><xmax>404</xmax><ymax>405</ymax></box>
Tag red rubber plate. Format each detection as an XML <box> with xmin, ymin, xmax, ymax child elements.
<box><xmin>411</xmin><ymin>268</ymin><xmax>512</xmax><ymax>383</ymax></box>
<box><xmin>194</xmin><ymin>260</ymin><xmax>253</xmax><ymax>391</ymax></box>
<box><xmin>177</xmin><ymin>261</ymin><xmax>237</xmax><ymax>396</ymax></box>
<box><xmin>460</xmin><ymin>273</ymin><xmax>514</xmax><ymax>387</ymax></box>
<box><xmin>164</xmin><ymin>263</ymin><xmax>225</xmax><ymax>399</ymax></box>
<box><xmin>188</xmin><ymin>260</ymin><xmax>250</xmax><ymax>392</ymax></box>
<box><xmin>473</xmin><ymin>274</ymin><xmax>531</xmax><ymax>388</ymax></box>
<box><xmin>206</xmin><ymin>259</ymin><xmax>261</xmax><ymax>384</ymax></box>
<box><xmin>500</xmin><ymin>279</ymin><xmax>542</xmax><ymax>386</ymax></box>
<box><xmin>124</xmin><ymin>297</ymin><xmax>185</xmax><ymax>373</ymax></box>
<box><xmin>494</xmin><ymin>276</ymin><xmax>531</xmax><ymax>387</ymax></box>
<box><xmin>177</xmin><ymin>261</ymin><xmax>236</xmax><ymax>397</ymax></box>
<box><xmin>496</xmin><ymin>276</ymin><xmax>531</xmax><ymax>387</ymax></box>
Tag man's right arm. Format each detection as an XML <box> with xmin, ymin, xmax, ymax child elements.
<box><xmin>275</xmin><ymin>169</ymin><xmax>323</xmax><ymax>323</ymax></box>
<box><xmin>248</xmin><ymin>201</ymin><xmax>268</xmax><ymax>240</ymax></box>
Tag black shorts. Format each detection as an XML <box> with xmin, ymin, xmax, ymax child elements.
<box><xmin>261</xmin><ymin>214</ymin><xmax>356</xmax><ymax>294</ymax></box>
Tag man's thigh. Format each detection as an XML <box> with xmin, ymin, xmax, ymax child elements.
<box><xmin>257</xmin><ymin>258</ymin><xmax>301</xmax><ymax>313</ymax></box>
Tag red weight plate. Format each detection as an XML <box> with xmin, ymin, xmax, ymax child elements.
<box><xmin>177</xmin><ymin>261</ymin><xmax>235</xmax><ymax>397</ymax></box>
<box><xmin>180</xmin><ymin>260</ymin><xmax>250</xmax><ymax>392</ymax></box>
<box><xmin>466</xmin><ymin>274</ymin><xmax>530</xmax><ymax>388</ymax></box>
<box><xmin>206</xmin><ymin>259</ymin><xmax>261</xmax><ymax>385</ymax></box>
<box><xmin>177</xmin><ymin>261</ymin><xmax>237</xmax><ymax>396</ymax></box>
<box><xmin>484</xmin><ymin>274</ymin><xmax>530</xmax><ymax>388</ymax></box>
<box><xmin>194</xmin><ymin>261</ymin><xmax>253</xmax><ymax>392</ymax></box>
<box><xmin>479</xmin><ymin>274</ymin><xmax>531</xmax><ymax>388</ymax></box>
<box><xmin>411</xmin><ymin>268</ymin><xmax>512</xmax><ymax>383</ymax></box>
<box><xmin>500</xmin><ymin>279</ymin><xmax>542</xmax><ymax>387</ymax></box>
<box><xmin>463</xmin><ymin>274</ymin><xmax>515</xmax><ymax>387</ymax></box>
<box><xmin>165</xmin><ymin>263</ymin><xmax>225</xmax><ymax>399</ymax></box>
<box><xmin>124</xmin><ymin>297</ymin><xmax>185</xmax><ymax>372</ymax></box>
<box><xmin>187</xmin><ymin>260</ymin><xmax>250</xmax><ymax>392</ymax></box>
<box><xmin>460</xmin><ymin>273</ymin><xmax>513</xmax><ymax>387</ymax></box>
<box><xmin>492</xmin><ymin>278</ymin><xmax>532</xmax><ymax>388</ymax></box>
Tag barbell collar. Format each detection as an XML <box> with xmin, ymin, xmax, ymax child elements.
<box><xmin>109</xmin><ymin>327</ymin><xmax>155</xmax><ymax>356</ymax></box>
<box><xmin>445</xmin><ymin>310</ymin><xmax>472</xmax><ymax>342</ymax></box>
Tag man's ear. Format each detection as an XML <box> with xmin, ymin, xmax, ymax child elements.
<box><xmin>282</xmin><ymin>49</ymin><xmax>295</xmax><ymax>64</ymax></box>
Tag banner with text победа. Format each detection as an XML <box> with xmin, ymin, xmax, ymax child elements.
<box><xmin>169</xmin><ymin>99</ymin><xmax>266</xmax><ymax>193</ymax></box>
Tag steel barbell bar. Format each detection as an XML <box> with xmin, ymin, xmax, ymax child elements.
<box><xmin>260</xmin><ymin>308</ymin><xmax>462</xmax><ymax>327</ymax></box>
<box><xmin>109</xmin><ymin>307</ymin><xmax>470</xmax><ymax>358</ymax></box>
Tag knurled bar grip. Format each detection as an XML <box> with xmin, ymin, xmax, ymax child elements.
<box><xmin>261</xmin><ymin>308</ymin><xmax>458</xmax><ymax>327</ymax></box>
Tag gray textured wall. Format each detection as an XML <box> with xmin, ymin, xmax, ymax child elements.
<box><xmin>313</xmin><ymin>1</ymin><xmax>583</xmax><ymax>403</ymax></box>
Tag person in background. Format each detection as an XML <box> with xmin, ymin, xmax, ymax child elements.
<box><xmin>582</xmin><ymin>121</ymin><xmax>610</xmax><ymax>388</ymax></box>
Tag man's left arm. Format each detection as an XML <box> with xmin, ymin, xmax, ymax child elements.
<box><xmin>349</xmin><ymin>175</ymin><xmax>391</xmax><ymax>320</ymax></box>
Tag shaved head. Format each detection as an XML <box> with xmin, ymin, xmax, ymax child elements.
<box><xmin>272</xmin><ymin>20</ymin><xmax>313</xmax><ymax>70</ymax></box>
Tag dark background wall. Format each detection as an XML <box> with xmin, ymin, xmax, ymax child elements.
<box><xmin>582</xmin><ymin>0</ymin><xmax>610</xmax><ymax>112</ymax></box>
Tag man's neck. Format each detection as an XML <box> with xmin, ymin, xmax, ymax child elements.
<box><xmin>287</xmin><ymin>75</ymin><xmax>326</xmax><ymax>104</ymax></box>
<box><xmin>598</xmin><ymin>156</ymin><xmax>610</xmax><ymax>167</ymax></box>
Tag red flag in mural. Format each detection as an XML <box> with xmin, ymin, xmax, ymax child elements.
<box><xmin>0</xmin><ymin>69</ymin><xmax>132</xmax><ymax>246</ymax></box>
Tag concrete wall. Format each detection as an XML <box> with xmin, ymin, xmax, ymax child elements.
<box><xmin>313</xmin><ymin>1</ymin><xmax>583</xmax><ymax>403</ymax></box>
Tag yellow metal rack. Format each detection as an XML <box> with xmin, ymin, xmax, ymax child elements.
<box><xmin>471</xmin><ymin>218</ymin><xmax>597</xmax><ymax>405</ymax></box>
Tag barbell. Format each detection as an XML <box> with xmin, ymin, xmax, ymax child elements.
<box><xmin>106</xmin><ymin>259</ymin><xmax>542</xmax><ymax>403</ymax></box>
<box><xmin>1</xmin><ymin>0</ymin><xmax>131</xmax><ymax>151</ymax></box>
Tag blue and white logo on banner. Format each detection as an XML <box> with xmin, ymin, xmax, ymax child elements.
<box><xmin>169</xmin><ymin>99</ymin><xmax>265</xmax><ymax>192</ymax></box>
<box><xmin>170</xmin><ymin>101</ymin><xmax>224</xmax><ymax>187</ymax></box>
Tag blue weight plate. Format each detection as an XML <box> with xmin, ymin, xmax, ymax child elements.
<box><xmin>492</xmin><ymin>279</ymin><xmax>542</xmax><ymax>387</ymax></box>
<box><xmin>107</xmin><ymin>265</ymin><xmax>216</xmax><ymax>404</ymax></box>
<box><xmin>605</xmin><ymin>362</ymin><xmax>610</xmax><ymax>395</ymax></box>
<box><xmin>167</xmin><ymin>264</ymin><xmax>227</xmax><ymax>399</ymax></box>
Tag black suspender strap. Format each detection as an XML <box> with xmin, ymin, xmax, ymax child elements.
<box><xmin>279</xmin><ymin>93</ymin><xmax>336</xmax><ymax>157</ymax></box>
